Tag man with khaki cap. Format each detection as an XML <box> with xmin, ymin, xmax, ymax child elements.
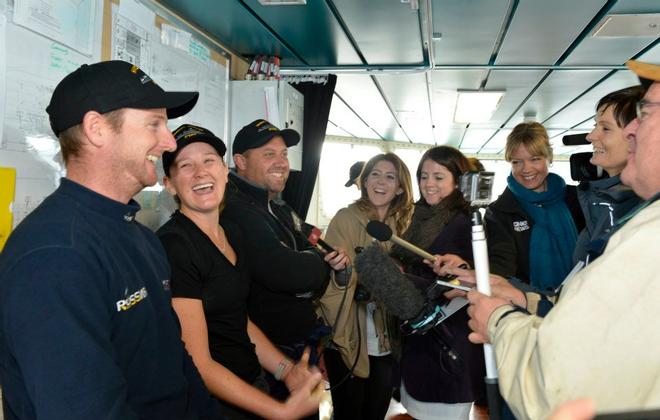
<box><xmin>457</xmin><ymin>60</ymin><xmax>660</xmax><ymax>419</ymax></box>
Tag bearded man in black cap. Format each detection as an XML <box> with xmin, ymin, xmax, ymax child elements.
<box><xmin>223</xmin><ymin>119</ymin><xmax>349</xmax><ymax>403</ymax></box>
<box><xmin>0</xmin><ymin>61</ymin><xmax>220</xmax><ymax>420</ymax></box>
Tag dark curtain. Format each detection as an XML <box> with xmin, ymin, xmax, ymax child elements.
<box><xmin>283</xmin><ymin>74</ymin><xmax>337</xmax><ymax>219</ymax></box>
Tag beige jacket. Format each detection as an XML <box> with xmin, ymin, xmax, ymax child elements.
<box><xmin>488</xmin><ymin>200</ymin><xmax>660</xmax><ymax>419</ymax></box>
<box><xmin>317</xmin><ymin>204</ymin><xmax>396</xmax><ymax>378</ymax></box>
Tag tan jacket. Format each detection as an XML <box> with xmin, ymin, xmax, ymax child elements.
<box><xmin>317</xmin><ymin>204</ymin><xmax>396</xmax><ymax>378</ymax></box>
<box><xmin>488</xmin><ymin>200</ymin><xmax>660</xmax><ymax>419</ymax></box>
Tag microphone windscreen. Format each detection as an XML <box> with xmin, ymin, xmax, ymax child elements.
<box><xmin>366</xmin><ymin>220</ymin><xmax>392</xmax><ymax>241</ymax></box>
<box><xmin>354</xmin><ymin>244</ymin><xmax>425</xmax><ymax>320</ymax></box>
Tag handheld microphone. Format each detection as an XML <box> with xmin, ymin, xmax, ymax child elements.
<box><xmin>366</xmin><ymin>221</ymin><xmax>436</xmax><ymax>261</ymax></box>
<box><xmin>301</xmin><ymin>223</ymin><xmax>335</xmax><ymax>253</ymax></box>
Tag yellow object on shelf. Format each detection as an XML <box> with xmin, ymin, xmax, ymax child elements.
<box><xmin>0</xmin><ymin>167</ymin><xmax>17</xmax><ymax>252</ymax></box>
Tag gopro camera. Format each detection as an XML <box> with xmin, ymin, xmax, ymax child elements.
<box><xmin>459</xmin><ymin>171</ymin><xmax>495</xmax><ymax>208</ymax></box>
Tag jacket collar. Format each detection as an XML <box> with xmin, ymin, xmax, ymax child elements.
<box><xmin>228</xmin><ymin>171</ymin><xmax>270</xmax><ymax>208</ymax></box>
<box><xmin>58</xmin><ymin>177</ymin><xmax>141</xmax><ymax>223</ymax></box>
<box><xmin>490</xmin><ymin>187</ymin><xmax>525</xmax><ymax>215</ymax></box>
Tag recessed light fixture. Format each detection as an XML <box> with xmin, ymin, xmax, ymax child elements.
<box><xmin>258</xmin><ymin>0</ymin><xmax>307</xmax><ymax>5</ymax></box>
<box><xmin>454</xmin><ymin>90</ymin><xmax>505</xmax><ymax>123</ymax></box>
<box><xmin>592</xmin><ymin>14</ymin><xmax>660</xmax><ymax>37</ymax></box>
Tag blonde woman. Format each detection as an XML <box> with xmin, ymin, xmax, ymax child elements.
<box><xmin>485</xmin><ymin>122</ymin><xmax>584</xmax><ymax>291</ymax></box>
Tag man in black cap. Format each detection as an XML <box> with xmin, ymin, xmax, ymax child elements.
<box><xmin>223</xmin><ymin>119</ymin><xmax>349</xmax><ymax>403</ymax></box>
<box><xmin>345</xmin><ymin>161</ymin><xmax>365</xmax><ymax>189</ymax></box>
<box><xmin>0</xmin><ymin>60</ymin><xmax>220</xmax><ymax>420</ymax></box>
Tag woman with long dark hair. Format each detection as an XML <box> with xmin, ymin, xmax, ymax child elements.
<box><xmin>390</xmin><ymin>146</ymin><xmax>486</xmax><ymax>419</ymax></box>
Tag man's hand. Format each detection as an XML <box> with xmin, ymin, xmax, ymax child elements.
<box><xmin>548</xmin><ymin>399</ymin><xmax>595</xmax><ymax>420</ymax></box>
<box><xmin>466</xmin><ymin>290</ymin><xmax>510</xmax><ymax>344</ymax></box>
<box><xmin>444</xmin><ymin>267</ymin><xmax>527</xmax><ymax>307</ymax></box>
<box><xmin>324</xmin><ymin>248</ymin><xmax>350</xmax><ymax>271</ymax></box>
<box><xmin>283</xmin><ymin>347</ymin><xmax>318</xmax><ymax>392</ymax></box>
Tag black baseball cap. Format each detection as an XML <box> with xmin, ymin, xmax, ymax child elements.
<box><xmin>163</xmin><ymin>124</ymin><xmax>227</xmax><ymax>177</ymax></box>
<box><xmin>46</xmin><ymin>60</ymin><xmax>199</xmax><ymax>136</ymax></box>
<box><xmin>345</xmin><ymin>161</ymin><xmax>365</xmax><ymax>187</ymax></box>
<box><xmin>232</xmin><ymin>119</ymin><xmax>300</xmax><ymax>155</ymax></box>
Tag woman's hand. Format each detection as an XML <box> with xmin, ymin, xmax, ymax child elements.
<box><xmin>281</xmin><ymin>370</ymin><xmax>324</xmax><ymax>419</ymax></box>
<box><xmin>426</xmin><ymin>253</ymin><xmax>469</xmax><ymax>276</ymax></box>
<box><xmin>283</xmin><ymin>347</ymin><xmax>318</xmax><ymax>392</ymax></box>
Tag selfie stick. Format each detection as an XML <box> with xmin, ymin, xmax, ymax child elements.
<box><xmin>471</xmin><ymin>209</ymin><xmax>501</xmax><ymax>419</ymax></box>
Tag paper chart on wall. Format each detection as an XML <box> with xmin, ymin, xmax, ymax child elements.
<box><xmin>2</xmin><ymin>22</ymin><xmax>93</xmax><ymax>152</ymax></box>
<box><xmin>150</xmin><ymin>41</ymin><xmax>227</xmax><ymax>139</ymax></box>
<box><xmin>12</xmin><ymin>0</ymin><xmax>97</xmax><ymax>56</ymax></box>
<box><xmin>113</xmin><ymin>0</ymin><xmax>155</xmax><ymax>73</ymax></box>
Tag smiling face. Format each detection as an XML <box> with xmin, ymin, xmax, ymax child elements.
<box><xmin>621</xmin><ymin>83</ymin><xmax>660</xmax><ymax>200</ymax></box>
<box><xmin>587</xmin><ymin>105</ymin><xmax>628</xmax><ymax>176</ymax></box>
<box><xmin>419</xmin><ymin>159</ymin><xmax>456</xmax><ymax>206</ymax></box>
<box><xmin>510</xmin><ymin>143</ymin><xmax>550</xmax><ymax>192</ymax></box>
<box><xmin>108</xmin><ymin>108</ymin><xmax>176</xmax><ymax>194</ymax></box>
<box><xmin>164</xmin><ymin>142</ymin><xmax>228</xmax><ymax>215</ymax></box>
<box><xmin>235</xmin><ymin>136</ymin><xmax>289</xmax><ymax>200</ymax></box>
<box><xmin>364</xmin><ymin>159</ymin><xmax>402</xmax><ymax>219</ymax></box>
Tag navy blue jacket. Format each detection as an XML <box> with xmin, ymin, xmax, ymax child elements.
<box><xmin>0</xmin><ymin>179</ymin><xmax>219</xmax><ymax>420</ymax></box>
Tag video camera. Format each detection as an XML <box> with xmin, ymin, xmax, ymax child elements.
<box><xmin>459</xmin><ymin>171</ymin><xmax>495</xmax><ymax>208</ymax></box>
<box><xmin>562</xmin><ymin>133</ymin><xmax>606</xmax><ymax>182</ymax></box>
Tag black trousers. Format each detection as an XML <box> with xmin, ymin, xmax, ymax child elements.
<box><xmin>324</xmin><ymin>348</ymin><xmax>393</xmax><ymax>420</ymax></box>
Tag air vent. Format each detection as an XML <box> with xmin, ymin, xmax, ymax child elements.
<box><xmin>592</xmin><ymin>14</ymin><xmax>660</xmax><ymax>37</ymax></box>
<box><xmin>258</xmin><ymin>0</ymin><xmax>307</xmax><ymax>5</ymax></box>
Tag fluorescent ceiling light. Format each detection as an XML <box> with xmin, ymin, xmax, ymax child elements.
<box><xmin>258</xmin><ymin>0</ymin><xmax>306</xmax><ymax>5</ymax></box>
<box><xmin>454</xmin><ymin>91</ymin><xmax>505</xmax><ymax>123</ymax></box>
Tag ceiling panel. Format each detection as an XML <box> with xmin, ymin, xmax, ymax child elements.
<box><xmin>334</xmin><ymin>75</ymin><xmax>407</xmax><ymax>141</ymax></box>
<box><xmin>160</xmin><ymin>0</ymin><xmax>305</xmax><ymax>65</ymax></box>
<box><xmin>240</xmin><ymin>0</ymin><xmax>363</xmax><ymax>66</ymax></box>
<box><xmin>375</xmin><ymin>73</ymin><xmax>434</xmax><ymax>144</ymax></box>
<box><xmin>479</xmin><ymin>129</ymin><xmax>511</xmax><ymax>154</ymax></box>
<box><xmin>429</xmin><ymin>69</ymin><xmax>485</xmax><ymax>144</ymax></box>
<box><xmin>460</xmin><ymin>127</ymin><xmax>498</xmax><ymax>150</ymax></box>
<box><xmin>562</xmin><ymin>0</ymin><xmax>660</xmax><ymax>66</ymax></box>
<box><xmin>496</xmin><ymin>0</ymin><xmax>607</xmax><ymax>65</ymax></box>
<box><xmin>503</xmin><ymin>70</ymin><xmax>611</xmax><ymax>129</ymax></box>
<box><xmin>325</xmin><ymin>121</ymin><xmax>353</xmax><ymax>137</ymax></box>
<box><xmin>332</xmin><ymin>0</ymin><xmax>424</xmax><ymax>64</ymax></box>
<box><xmin>479</xmin><ymin>70</ymin><xmax>547</xmax><ymax>127</ymax></box>
<box><xmin>543</xmin><ymin>70</ymin><xmax>640</xmax><ymax>129</ymax></box>
<box><xmin>431</xmin><ymin>0</ymin><xmax>509</xmax><ymax>64</ymax></box>
<box><xmin>327</xmin><ymin>95</ymin><xmax>380</xmax><ymax>139</ymax></box>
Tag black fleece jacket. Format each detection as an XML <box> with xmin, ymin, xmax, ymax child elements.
<box><xmin>484</xmin><ymin>185</ymin><xmax>584</xmax><ymax>283</ymax></box>
<box><xmin>222</xmin><ymin>172</ymin><xmax>330</xmax><ymax>345</ymax></box>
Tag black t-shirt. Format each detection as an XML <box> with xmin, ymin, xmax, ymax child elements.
<box><xmin>157</xmin><ymin>211</ymin><xmax>261</xmax><ymax>383</ymax></box>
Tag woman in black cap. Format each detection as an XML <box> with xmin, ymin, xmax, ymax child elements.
<box><xmin>157</xmin><ymin>124</ymin><xmax>322</xmax><ymax>420</ymax></box>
